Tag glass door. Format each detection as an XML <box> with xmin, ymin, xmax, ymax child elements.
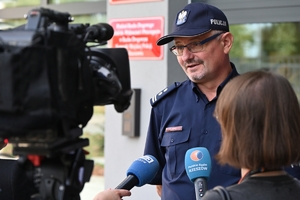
<box><xmin>230</xmin><ymin>22</ymin><xmax>300</xmax><ymax>100</ymax></box>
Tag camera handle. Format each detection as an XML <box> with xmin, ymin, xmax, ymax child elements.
<box><xmin>25</xmin><ymin>7</ymin><xmax>72</xmax><ymax>31</ymax></box>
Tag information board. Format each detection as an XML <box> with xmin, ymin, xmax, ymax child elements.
<box><xmin>110</xmin><ymin>17</ymin><xmax>164</xmax><ymax>60</ymax></box>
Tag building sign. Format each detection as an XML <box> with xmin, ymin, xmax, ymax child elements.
<box><xmin>109</xmin><ymin>17</ymin><xmax>164</xmax><ymax>60</ymax></box>
<box><xmin>110</xmin><ymin>0</ymin><xmax>162</xmax><ymax>4</ymax></box>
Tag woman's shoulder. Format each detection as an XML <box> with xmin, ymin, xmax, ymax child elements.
<box><xmin>202</xmin><ymin>186</ymin><xmax>233</xmax><ymax>200</ymax></box>
<box><xmin>203</xmin><ymin>184</ymin><xmax>254</xmax><ymax>200</ymax></box>
<box><xmin>202</xmin><ymin>175</ymin><xmax>300</xmax><ymax>200</ymax></box>
<box><xmin>202</xmin><ymin>189</ymin><xmax>224</xmax><ymax>200</ymax></box>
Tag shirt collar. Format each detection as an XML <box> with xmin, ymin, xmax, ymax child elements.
<box><xmin>191</xmin><ymin>62</ymin><xmax>239</xmax><ymax>101</ymax></box>
<box><xmin>216</xmin><ymin>62</ymin><xmax>239</xmax><ymax>96</ymax></box>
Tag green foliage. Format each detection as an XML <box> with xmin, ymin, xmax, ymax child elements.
<box><xmin>93</xmin><ymin>106</ymin><xmax>105</xmax><ymax>114</ymax></box>
<box><xmin>83</xmin><ymin>132</ymin><xmax>105</xmax><ymax>158</ymax></box>
<box><xmin>82</xmin><ymin>106</ymin><xmax>105</xmax><ymax>158</ymax></box>
<box><xmin>261</xmin><ymin>23</ymin><xmax>300</xmax><ymax>57</ymax></box>
<box><xmin>229</xmin><ymin>22</ymin><xmax>300</xmax><ymax>103</ymax></box>
<box><xmin>229</xmin><ymin>24</ymin><xmax>255</xmax><ymax>58</ymax></box>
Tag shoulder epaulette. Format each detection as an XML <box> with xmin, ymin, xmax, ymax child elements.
<box><xmin>150</xmin><ymin>82</ymin><xmax>182</xmax><ymax>106</ymax></box>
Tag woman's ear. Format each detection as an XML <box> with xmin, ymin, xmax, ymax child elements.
<box><xmin>221</xmin><ymin>32</ymin><xmax>234</xmax><ymax>54</ymax></box>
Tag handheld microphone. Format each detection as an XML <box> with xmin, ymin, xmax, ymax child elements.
<box><xmin>185</xmin><ymin>147</ymin><xmax>212</xmax><ymax>200</ymax></box>
<box><xmin>86</xmin><ymin>23</ymin><xmax>114</xmax><ymax>42</ymax></box>
<box><xmin>115</xmin><ymin>155</ymin><xmax>159</xmax><ymax>190</ymax></box>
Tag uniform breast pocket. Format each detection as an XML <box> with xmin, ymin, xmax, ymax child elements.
<box><xmin>161</xmin><ymin>130</ymin><xmax>191</xmax><ymax>178</ymax></box>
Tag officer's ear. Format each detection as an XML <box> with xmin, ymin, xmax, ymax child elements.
<box><xmin>220</xmin><ymin>32</ymin><xmax>233</xmax><ymax>55</ymax></box>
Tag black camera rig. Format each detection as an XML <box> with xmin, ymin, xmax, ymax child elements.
<box><xmin>0</xmin><ymin>7</ymin><xmax>132</xmax><ymax>200</ymax></box>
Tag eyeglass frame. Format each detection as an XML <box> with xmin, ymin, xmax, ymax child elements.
<box><xmin>169</xmin><ymin>32</ymin><xmax>225</xmax><ymax>56</ymax></box>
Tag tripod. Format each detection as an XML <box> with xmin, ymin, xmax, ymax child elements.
<box><xmin>12</xmin><ymin>128</ymin><xmax>94</xmax><ymax>200</ymax></box>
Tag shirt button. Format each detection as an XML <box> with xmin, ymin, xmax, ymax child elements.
<box><xmin>171</xmin><ymin>138</ymin><xmax>174</xmax><ymax>143</ymax></box>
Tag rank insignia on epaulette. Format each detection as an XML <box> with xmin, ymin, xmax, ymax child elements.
<box><xmin>150</xmin><ymin>82</ymin><xmax>181</xmax><ymax>106</ymax></box>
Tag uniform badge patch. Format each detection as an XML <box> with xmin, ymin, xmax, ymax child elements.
<box><xmin>166</xmin><ymin>126</ymin><xmax>183</xmax><ymax>132</ymax></box>
<box><xmin>150</xmin><ymin>82</ymin><xmax>182</xmax><ymax>106</ymax></box>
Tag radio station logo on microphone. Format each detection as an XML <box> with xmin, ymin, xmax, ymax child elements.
<box><xmin>187</xmin><ymin>150</ymin><xmax>208</xmax><ymax>173</ymax></box>
<box><xmin>190</xmin><ymin>150</ymin><xmax>203</xmax><ymax>161</ymax></box>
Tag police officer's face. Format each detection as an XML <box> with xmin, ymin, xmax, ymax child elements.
<box><xmin>174</xmin><ymin>32</ymin><xmax>225</xmax><ymax>83</ymax></box>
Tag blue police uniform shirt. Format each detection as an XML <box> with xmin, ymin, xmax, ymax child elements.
<box><xmin>144</xmin><ymin>63</ymin><xmax>300</xmax><ymax>200</ymax></box>
<box><xmin>144</xmin><ymin>63</ymin><xmax>240</xmax><ymax>200</ymax></box>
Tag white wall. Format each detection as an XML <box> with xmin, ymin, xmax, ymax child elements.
<box><xmin>104</xmin><ymin>1</ymin><xmax>168</xmax><ymax>199</ymax></box>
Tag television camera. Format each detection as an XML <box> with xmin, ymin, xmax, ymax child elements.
<box><xmin>0</xmin><ymin>7</ymin><xmax>132</xmax><ymax>200</ymax></box>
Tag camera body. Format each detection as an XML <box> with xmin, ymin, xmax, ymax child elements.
<box><xmin>0</xmin><ymin>7</ymin><xmax>132</xmax><ymax>154</ymax></box>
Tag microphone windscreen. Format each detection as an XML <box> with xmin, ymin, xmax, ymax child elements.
<box><xmin>185</xmin><ymin>147</ymin><xmax>212</xmax><ymax>182</ymax></box>
<box><xmin>86</xmin><ymin>23</ymin><xmax>114</xmax><ymax>41</ymax></box>
<box><xmin>97</xmin><ymin>23</ymin><xmax>114</xmax><ymax>41</ymax></box>
<box><xmin>126</xmin><ymin>155</ymin><xmax>159</xmax><ymax>187</ymax></box>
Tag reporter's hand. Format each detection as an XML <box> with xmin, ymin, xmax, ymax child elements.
<box><xmin>156</xmin><ymin>185</ymin><xmax>162</xmax><ymax>197</ymax></box>
<box><xmin>93</xmin><ymin>188</ymin><xmax>131</xmax><ymax>200</ymax></box>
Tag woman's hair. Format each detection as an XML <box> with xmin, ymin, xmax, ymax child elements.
<box><xmin>215</xmin><ymin>70</ymin><xmax>300</xmax><ymax>170</ymax></box>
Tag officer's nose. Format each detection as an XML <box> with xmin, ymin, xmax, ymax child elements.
<box><xmin>181</xmin><ymin>47</ymin><xmax>194</xmax><ymax>61</ymax></box>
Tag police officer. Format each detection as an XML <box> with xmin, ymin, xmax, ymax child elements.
<box><xmin>143</xmin><ymin>2</ymin><xmax>240</xmax><ymax>200</ymax></box>
<box><xmin>143</xmin><ymin>2</ymin><xmax>300</xmax><ymax>200</ymax></box>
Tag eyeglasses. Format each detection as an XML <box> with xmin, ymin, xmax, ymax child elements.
<box><xmin>169</xmin><ymin>32</ymin><xmax>224</xmax><ymax>56</ymax></box>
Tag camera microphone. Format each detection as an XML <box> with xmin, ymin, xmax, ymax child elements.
<box><xmin>115</xmin><ymin>155</ymin><xmax>159</xmax><ymax>190</ymax></box>
<box><xmin>185</xmin><ymin>147</ymin><xmax>212</xmax><ymax>200</ymax></box>
<box><xmin>86</xmin><ymin>23</ymin><xmax>114</xmax><ymax>42</ymax></box>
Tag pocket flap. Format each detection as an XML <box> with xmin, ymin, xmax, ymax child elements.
<box><xmin>161</xmin><ymin>130</ymin><xmax>190</xmax><ymax>147</ymax></box>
